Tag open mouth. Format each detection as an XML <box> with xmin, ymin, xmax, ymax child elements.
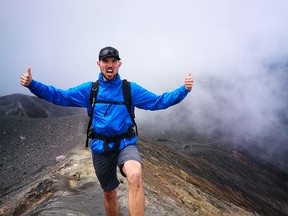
<box><xmin>107</xmin><ymin>68</ymin><xmax>113</xmax><ymax>74</ymax></box>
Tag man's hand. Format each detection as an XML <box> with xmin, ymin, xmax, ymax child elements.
<box><xmin>185</xmin><ymin>73</ymin><xmax>193</xmax><ymax>91</ymax></box>
<box><xmin>20</xmin><ymin>66</ymin><xmax>33</xmax><ymax>87</ymax></box>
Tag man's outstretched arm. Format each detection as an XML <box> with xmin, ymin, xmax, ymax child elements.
<box><xmin>19</xmin><ymin>66</ymin><xmax>90</xmax><ymax>108</ymax></box>
<box><xmin>132</xmin><ymin>72</ymin><xmax>194</xmax><ymax>110</ymax></box>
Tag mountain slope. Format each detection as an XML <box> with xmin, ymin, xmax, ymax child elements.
<box><xmin>0</xmin><ymin>93</ymin><xmax>85</xmax><ymax>118</ymax></box>
<box><xmin>0</xmin><ymin>94</ymin><xmax>287</xmax><ymax>215</ymax></box>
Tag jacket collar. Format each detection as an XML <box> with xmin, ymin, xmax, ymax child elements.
<box><xmin>98</xmin><ymin>72</ymin><xmax>121</xmax><ymax>87</ymax></box>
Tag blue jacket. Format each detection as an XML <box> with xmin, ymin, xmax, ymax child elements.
<box><xmin>28</xmin><ymin>73</ymin><xmax>190</xmax><ymax>153</ymax></box>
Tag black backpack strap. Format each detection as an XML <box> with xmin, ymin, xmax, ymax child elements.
<box><xmin>86</xmin><ymin>81</ymin><xmax>99</xmax><ymax>147</ymax></box>
<box><xmin>122</xmin><ymin>79</ymin><xmax>138</xmax><ymax>135</ymax></box>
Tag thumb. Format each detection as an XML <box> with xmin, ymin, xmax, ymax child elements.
<box><xmin>27</xmin><ymin>66</ymin><xmax>31</xmax><ymax>76</ymax></box>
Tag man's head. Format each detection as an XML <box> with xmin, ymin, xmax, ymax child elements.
<box><xmin>97</xmin><ymin>46</ymin><xmax>122</xmax><ymax>81</ymax></box>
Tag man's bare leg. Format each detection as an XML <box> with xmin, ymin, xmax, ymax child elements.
<box><xmin>103</xmin><ymin>188</ymin><xmax>119</xmax><ymax>216</ymax></box>
<box><xmin>123</xmin><ymin>160</ymin><xmax>145</xmax><ymax>216</ymax></box>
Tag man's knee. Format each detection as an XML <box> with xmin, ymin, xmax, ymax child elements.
<box><xmin>124</xmin><ymin>161</ymin><xmax>143</xmax><ymax>187</ymax></box>
<box><xmin>104</xmin><ymin>188</ymin><xmax>117</xmax><ymax>201</ymax></box>
<box><xmin>129</xmin><ymin>169</ymin><xmax>142</xmax><ymax>184</ymax></box>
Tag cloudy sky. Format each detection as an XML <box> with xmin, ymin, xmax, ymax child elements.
<box><xmin>1</xmin><ymin>0</ymin><xmax>288</xmax><ymax>154</ymax></box>
<box><xmin>1</xmin><ymin>0</ymin><xmax>287</xmax><ymax>93</ymax></box>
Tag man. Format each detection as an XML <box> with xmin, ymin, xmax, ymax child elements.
<box><xmin>20</xmin><ymin>46</ymin><xmax>193</xmax><ymax>216</ymax></box>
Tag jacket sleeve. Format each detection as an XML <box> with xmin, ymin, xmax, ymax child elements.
<box><xmin>28</xmin><ymin>80</ymin><xmax>91</xmax><ymax>108</ymax></box>
<box><xmin>131</xmin><ymin>82</ymin><xmax>190</xmax><ymax>110</ymax></box>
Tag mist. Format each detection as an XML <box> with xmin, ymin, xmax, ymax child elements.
<box><xmin>1</xmin><ymin>1</ymin><xmax>287</xmax><ymax>168</ymax></box>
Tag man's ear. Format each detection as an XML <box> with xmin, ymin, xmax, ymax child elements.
<box><xmin>118</xmin><ymin>61</ymin><xmax>122</xmax><ymax>67</ymax></box>
<box><xmin>97</xmin><ymin>61</ymin><xmax>100</xmax><ymax>67</ymax></box>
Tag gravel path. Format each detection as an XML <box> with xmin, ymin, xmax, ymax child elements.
<box><xmin>0</xmin><ymin>115</ymin><xmax>88</xmax><ymax>197</ymax></box>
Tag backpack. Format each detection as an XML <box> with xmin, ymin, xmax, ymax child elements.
<box><xmin>85</xmin><ymin>79</ymin><xmax>137</xmax><ymax>147</ymax></box>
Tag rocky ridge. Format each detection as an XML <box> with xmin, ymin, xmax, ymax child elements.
<box><xmin>0</xmin><ymin>94</ymin><xmax>287</xmax><ymax>215</ymax></box>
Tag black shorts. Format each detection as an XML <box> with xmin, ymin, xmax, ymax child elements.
<box><xmin>92</xmin><ymin>144</ymin><xmax>142</xmax><ymax>192</ymax></box>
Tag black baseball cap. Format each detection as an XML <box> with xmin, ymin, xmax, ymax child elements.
<box><xmin>99</xmin><ymin>46</ymin><xmax>121</xmax><ymax>60</ymax></box>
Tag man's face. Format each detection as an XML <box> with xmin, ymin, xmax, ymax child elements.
<box><xmin>97</xmin><ymin>57</ymin><xmax>122</xmax><ymax>81</ymax></box>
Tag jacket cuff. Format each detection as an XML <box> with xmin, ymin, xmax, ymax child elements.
<box><xmin>181</xmin><ymin>85</ymin><xmax>191</xmax><ymax>93</ymax></box>
<box><xmin>28</xmin><ymin>80</ymin><xmax>37</xmax><ymax>91</ymax></box>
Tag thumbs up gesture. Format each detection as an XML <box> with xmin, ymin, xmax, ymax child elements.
<box><xmin>20</xmin><ymin>66</ymin><xmax>33</xmax><ymax>87</ymax></box>
<box><xmin>184</xmin><ymin>73</ymin><xmax>193</xmax><ymax>91</ymax></box>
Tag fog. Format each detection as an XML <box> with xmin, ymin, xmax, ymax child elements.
<box><xmin>1</xmin><ymin>1</ymin><xmax>288</xmax><ymax>166</ymax></box>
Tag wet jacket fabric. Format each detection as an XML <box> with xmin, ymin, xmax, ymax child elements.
<box><xmin>28</xmin><ymin>73</ymin><xmax>190</xmax><ymax>153</ymax></box>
